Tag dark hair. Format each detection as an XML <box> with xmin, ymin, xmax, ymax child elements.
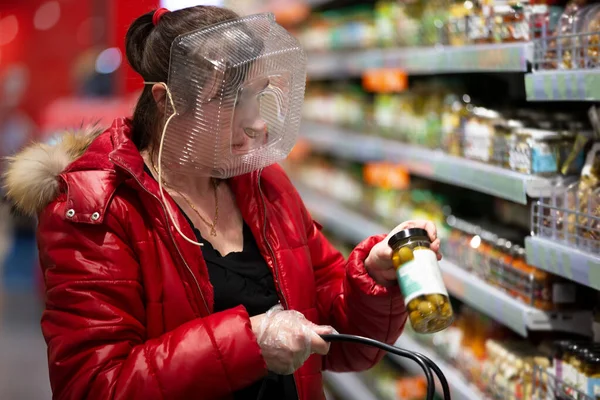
<box><xmin>125</xmin><ymin>6</ymin><xmax>240</xmax><ymax>153</ymax></box>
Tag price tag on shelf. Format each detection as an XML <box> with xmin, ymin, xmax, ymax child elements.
<box><xmin>561</xmin><ymin>253</ymin><xmax>574</xmax><ymax>281</ymax></box>
<box><xmin>584</xmin><ymin>73</ymin><xmax>600</xmax><ymax>100</ymax></box>
<box><xmin>527</xmin><ymin>72</ymin><xmax>599</xmax><ymax>101</ymax></box>
<box><xmin>526</xmin><ymin>236</ymin><xmax>600</xmax><ymax>291</ymax></box>
<box><xmin>362</xmin><ymin>68</ymin><xmax>408</xmax><ymax>93</ymax></box>
<box><xmin>547</xmin><ymin>248</ymin><xmax>560</xmax><ymax>275</ymax></box>
<box><xmin>587</xmin><ymin>259</ymin><xmax>600</xmax><ymax>291</ymax></box>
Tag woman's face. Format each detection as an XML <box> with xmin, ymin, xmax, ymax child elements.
<box><xmin>160</xmin><ymin>66</ymin><xmax>290</xmax><ymax>175</ymax></box>
<box><xmin>230</xmin><ymin>76</ymin><xmax>270</xmax><ymax>155</ymax></box>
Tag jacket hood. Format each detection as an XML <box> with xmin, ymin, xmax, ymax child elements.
<box><xmin>3</xmin><ymin>126</ymin><xmax>104</xmax><ymax>216</ymax></box>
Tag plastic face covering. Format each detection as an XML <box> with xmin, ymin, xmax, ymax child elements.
<box><xmin>160</xmin><ymin>13</ymin><xmax>307</xmax><ymax>178</ymax></box>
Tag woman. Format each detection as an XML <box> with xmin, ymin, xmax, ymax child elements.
<box><xmin>3</xmin><ymin>6</ymin><xmax>442</xmax><ymax>400</ymax></box>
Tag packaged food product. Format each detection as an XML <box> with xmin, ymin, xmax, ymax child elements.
<box><xmin>582</xmin><ymin>5</ymin><xmax>600</xmax><ymax>69</ymax></box>
<box><xmin>421</xmin><ymin>0</ymin><xmax>448</xmax><ymax>46</ymax></box>
<box><xmin>423</xmin><ymin>90</ymin><xmax>444</xmax><ymax>148</ymax></box>
<box><xmin>564</xmin><ymin>142</ymin><xmax>600</xmax><ymax>251</ymax></box>
<box><xmin>463</xmin><ymin>107</ymin><xmax>502</xmax><ymax>163</ymax></box>
<box><xmin>374</xmin><ymin>94</ymin><xmax>401</xmax><ymax>137</ymax></box>
<box><xmin>508</xmin><ymin>128</ymin><xmax>561</xmax><ymax>175</ymax></box>
<box><xmin>552</xmin><ymin>340</ymin><xmax>572</xmax><ymax>382</ymax></box>
<box><xmin>468</xmin><ymin>0</ymin><xmax>493</xmax><ymax>44</ymax></box>
<box><xmin>389</xmin><ymin>228</ymin><xmax>454</xmax><ymax>334</ymax></box>
<box><xmin>487</xmin><ymin>238</ymin><xmax>510</xmax><ymax>287</ymax></box>
<box><xmin>396</xmin><ymin>2</ymin><xmax>422</xmax><ymax>47</ymax></box>
<box><xmin>577</xmin><ymin>346</ymin><xmax>600</xmax><ymax>394</ymax></box>
<box><xmin>492</xmin><ymin>119</ymin><xmax>522</xmax><ymax>167</ymax></box>
<box><xmin>582</xmin><ymin>352</ymin><xmax>600</xmax><ymax>398</ymax></box>
<box><xmin>473</xmin><ymin>230</ymin><xmax>497</xmax><ymax>279</ymax></box>
<box><xmin>556</xmin><ymin>1</ymin><xmax>596</xmax><ymax>69</ymax></box>
<box><xmin>442</xmin><ymin>93</ymin><xmax>470</xmax><ymax>156</ymax></box>
<box><xmin>375</xmin><ymin>1</ymin><xmax>400</xmax><ymax>48</ymax></box>
<box><xmin>513</xmin><ymin>246</ymin><xmax>577</xmax><ymax>310</ymax></box>
<box><xmin>494</xmin><ymin>3</ymin><xmax>529</xmax><ymax>43</ymax></box>
<box><xmin>447</xmin><ymin>2</ymin><xmax>470</xmax><ymax>46</ymax></box>
<box><xmin>564</xmin><ymin>342</ymin><xmax>589</xmax><ymax>391</ymax></box>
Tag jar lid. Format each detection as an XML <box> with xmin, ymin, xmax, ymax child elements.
<box><xmin>388</xmin><ymin>228</ymin><xmax>429</xmax><ymax>248</ymax></box>
<box><xmin>585</xmin><ymin>353</ymin><xmax>600</xmax><ymax>365</ymax></box>
<box><xmin>517</xmin><ymin>128</ymin><xmax>560</xmax><ymax>139</ymax></box>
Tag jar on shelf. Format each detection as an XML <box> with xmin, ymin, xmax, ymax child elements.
<box><xmin>488</xmin><ymin>238</ymin><xmax>511</xmax><ymax>288</ymax></box>
<box><xmin>464</xmin><ymin>107</ymin><xmax>502</xmax><ymax>163</ymax></box>
<box><xmin>493</xmin><ymin>3</ymin><xmax>529</xmax><ymax>43</ymax></box>
<box><xmin>582</xmin><ymin>4</ymin><xmax>600</xmax><ymax>69</ymax></box>
<box><xmin>389</xmin><ymin>228</ymin><xmax>454</xmax><ymax>334</ymax></box>
<box><xmin>552</xmin><ymin>340</ymin><xmax>573</xmax><ymax>382</ymax></box>
<box><xmin>564</xmin><ymin>342</ymin><xmax>590</xmax><ymax>391</ymax></box>
<box><xmin>473</xmin><ymin>230</ymin><xmax>497</xmax><ymax>280</ymax></box>
<box><xmin>582</xmin><ymin>352</ymin><xmax>600</xmax><ymax>398</ymax></box>
<box><xmin>515</xmin><ymin>246</ymin><xmax>577</xmax><ymax>310</ymax></box>
<box><xmin>492</xmin><ymin>119</ymin><xmax>523</xmax><ymax>168</ymax></box>
<box><xmin>447</xmin><ymin>2</ymin><xmax>470</xmax><ymax>46</ymax></box>
<box><xmin>508</xmin><ymin>128</ymin><xmax>562</xmax><ymax>175</ymax></box>
<box><xmin>468</xmin><ymin>0</ymin><xmax>494</xmax><ymax>44</ymax></box>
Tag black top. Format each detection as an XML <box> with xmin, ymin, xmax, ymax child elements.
<box><xmin>143</xmin><ymin>166</ymin><xmax>297</xmax><ymax>400</ymax></box>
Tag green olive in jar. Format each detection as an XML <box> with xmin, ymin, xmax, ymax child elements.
<box><xmin>389</xmin><ymin>228</ymin><xmax>455</xmax><ymax>334</ymax></box>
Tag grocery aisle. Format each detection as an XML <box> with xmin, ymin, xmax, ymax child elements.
<box><xmin>0</xmin><ymin>291</ymin><xmax>51</xmax><ymax>400</ymax></box>
<box><xmin>0</xmin><ymin>219</ymin><xmax>51</xmax><ymax>400</ymax></box>
<box><xmin>224</xmin><ymin>0</ymin><xmax>600</xmax><ymax>398</ymax></box>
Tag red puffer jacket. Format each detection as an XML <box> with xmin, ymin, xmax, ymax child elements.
<box><xmin>5</xmin><ymin>118</ymin><xmax>406</xmax><ymax>400</ymax></box>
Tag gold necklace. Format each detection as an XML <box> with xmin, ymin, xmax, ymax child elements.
<box><xmin>152</xmin><ymin>164</ymin><xmax>219</xmax><ymax>237</ymax></box>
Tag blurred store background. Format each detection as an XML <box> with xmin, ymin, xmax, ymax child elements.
<box><xmin>2</xmin><ymin>0</ymin><xmax>600</xmax><ymax>399</ymax></box>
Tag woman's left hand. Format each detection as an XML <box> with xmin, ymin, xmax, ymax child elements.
<box><xmin>364</xmin><ymin>220</ymin><xmax>442</xmax><ymax>287</ymax></box>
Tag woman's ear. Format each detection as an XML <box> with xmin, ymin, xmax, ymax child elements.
<box><xmin>151</xmin><ymin>83</ymin><xmax>168</xmax><ymax>113</ymax></box>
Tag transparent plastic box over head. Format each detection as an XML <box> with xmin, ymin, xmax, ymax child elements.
<box><xmin>162</xmin><ymin>13</ymin><xmax>307</xmax><ymax>178</ymax></box>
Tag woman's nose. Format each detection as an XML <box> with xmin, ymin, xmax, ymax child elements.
<box><xmin>244</xmin><ymin>119</ymin><xmax>267</xmax><ymax>138</ymax></box>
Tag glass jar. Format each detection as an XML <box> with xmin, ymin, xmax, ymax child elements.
<box><xmin>389</xmin><ymin>228</ymin><xmax>454</xmax><ymax>333</ymax></box>
<box><xmin>463</xmin><ymin>107</ymin><xmax>502</xmax><ymax>163</ymax></box>
<box><xmin>488</xmin><ymin>238</ymin><xmax>508</xmax><ymax>288</ymax></box>
<box><xmin>492</xmin><ymin>119</ymin><xmax>522</xmax><ymax>168</ymax></box>
<box><xmin>512</xmin><ymin>246</ymin><xmax>577</xmax><ymax>310</ymax></box>
<box><xmin>509</xmin><ymin>128</ymin><xmax>561</xmax><ymax>175</ymax></box>
<box><xmin>493</xmin><ymin>3</ymin><xmax>529</xmax><ymax>43</ymax></box>
<box><xmin>564</xmin><ymin>342</ymin><xmax>589</xmax><ymax>391</ymax></box>
<box><xmin>583</xmin><ymin>352</ymin><xmax>600</xmax><ymax>398</ymax></box>
<box><xmin>553</xmin><ymin>340</ymin><xmax>572</xmax><ymax>381</ymax></box>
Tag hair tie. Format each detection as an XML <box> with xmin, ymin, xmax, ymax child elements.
<box><xmin>153</xmin><ymin>8</ymin><xmax>170</xmax><ymax>26</ymax></box>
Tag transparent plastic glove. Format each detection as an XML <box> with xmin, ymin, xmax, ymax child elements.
<box><xmin>251</xmin><ymin>304</ymin><xmax>336</xmax><ymax>375</ymax></box>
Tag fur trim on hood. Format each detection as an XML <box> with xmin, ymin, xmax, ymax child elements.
<box><xmin>3</xmin><ymin>126</ymin><xmax>104</xmax><ymax>216</ymax></box>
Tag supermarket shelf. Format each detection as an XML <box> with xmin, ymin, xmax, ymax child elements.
<box><xmin>301</xmin><ymin>121</ymin><xmax>553</xmax><ymax>204</ymax></box>
<box><xmin>296</xmin><ymin>184</ymin><xmax>385</xmax><ymax>241</ymax></box>
<box><xmin>322</xmin><ymin>372</ymin><xmax>378</xmax><ymax>400</ymax></box>
<box><xmin>298</xmin><ymin>185</ymin><xmax>593</xmax><ymax>338</ymax></box>
<box><xmin>439</xmin><ymin>260</ymin><xmax>592</xmax><ymax>338</ymax></box>
<box><xmin>526</xmin><ymin>236</ymin><xmax>600</xmax><ymax>291</ymax></box>
<box><xmin>307</xmin><ymin>42</ymin><xmax>531</xmax><ymax>78</ymax></box>
<box><xmin>393</xmin><ymin>335</ymin><xmax>484</xmax><ymax>400</ymax></box>
<box><xmin>525</xmin><ymin>70</ymin><xmax>600</xmax><ymax>101</ymax></box>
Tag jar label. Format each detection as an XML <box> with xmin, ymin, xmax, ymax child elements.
<box><xmin>396</xmin><ymin>249</ymin><xmax>448</xmax><ymax>304</ymax></box>
<box><xmin>590</xmin><ymin>377</ymin><xmax>600</xmax><ymax>397</ymax></box>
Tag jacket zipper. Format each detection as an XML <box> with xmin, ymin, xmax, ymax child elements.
<box><xmin>258</xmin><ymin>170</ymin><xmax>300</xmax><ymax>399</ymax></box>
<box><xmin>257</xmin><ymin>169</ymin><xmax>289</xmax><ymax>310</ymax></box>
<box><xmin>110</xmin><ymin>156</ymin><xmax>210</xmax><ymax>315</ymax></box>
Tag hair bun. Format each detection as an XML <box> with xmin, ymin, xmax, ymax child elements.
<box><xmin>153</xmin><ymin>8</ymin><xmax>170</xmax><ymax>26</ymax></box>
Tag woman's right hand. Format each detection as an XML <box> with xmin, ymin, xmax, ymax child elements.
<box><xmin>250</xmin><ymin>304</ymin><xmax>336</xmax><ymax>375</ymax></box>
